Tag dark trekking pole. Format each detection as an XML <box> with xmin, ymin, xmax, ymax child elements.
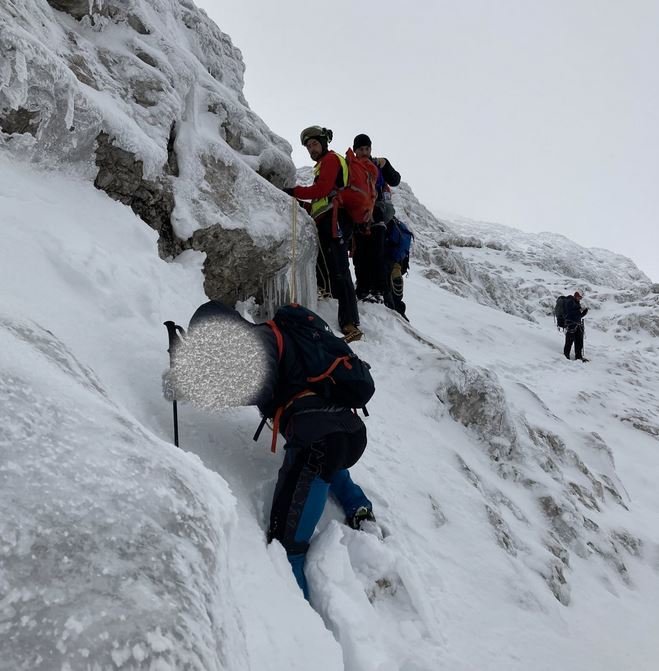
<box><xmin>164</xmin><ymin>320</ymin><xmax>185</xmax><ymax>446</ymax></box>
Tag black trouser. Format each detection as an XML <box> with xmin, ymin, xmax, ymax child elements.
<box><xmin>268</xmin><ymin>424</ymin><xmax>368</xmax><ymax>553</ymax></box>
<box><xmin>564</xmin><ymin>323</ymin><xmax>584</xmax><ymax>359</ymax></box>
<box><xmin>315</xmin><ymin>211</ymin><xmax>360</xmax><ymax>329</ymax></box>
<box><xmin>353</xmin><ymin>224</ymin><xmax>389</xmax><ymax>299</ymax></box>
<box><xmin>268</xmin><ymin>421</ymin><xmax>369</xmax><ymax>597</ymax></box>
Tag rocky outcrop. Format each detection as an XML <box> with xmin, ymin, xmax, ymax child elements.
<box><xmin>0</xmin><ymin>107</ymin><xmax>41</xmax><ymax>136</ymax></box>
<box><xmin>47</xmin><ymin>0</ymin><xmax>98</xmax><ymax>21</ymax></box>
<box><xmin>428</xmin><ymin>338</ymin><xmax>643</xmax><ymax>606</ymax></box>
<box><xmin>190</xmin><ymin>226</ymin><xmax>285</xmax><ymax>305</ymax></box>
<box><xmin>94</xmin><ymin>131</ymin><xmax>179</xmax><ymax>257</ymax></box>
<box><xmin>0</xmin><ymin>0</ymin><xmax>309</xmax><ymax>311</ymax></box>
<box><xmin>47</xmin><ymin>0</ymin><xmax>152</xmax><ymax>34</ymax></box>
<box><xmin>435</xmin><ymin>360</ymin><xmax>520</xmax><ymax>465</ymax></box>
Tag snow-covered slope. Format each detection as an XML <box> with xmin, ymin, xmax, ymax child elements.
<box><xmin>393</xmin><ymin>182</ymin><xmax>657</xmax><ymax>332</ymax></box>
<box><xmin>0</xmin><ymin>156</ymin><xmax>341</xmax><ymax>670</ymax></box>
<box><xmin>2</xmin><ymin>1</ymin><xmax>659</xmax><ymax>668</ymax></box>
<box><xmin>2</xmin><ymin>151</ymin><xmax>659</xmax><ymax>670</ymax></box>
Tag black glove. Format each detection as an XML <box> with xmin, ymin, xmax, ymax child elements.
<box><xmin>282</xmin><ymin>187</ymin><xmax>296</xmax><ymax>196</ymax></box>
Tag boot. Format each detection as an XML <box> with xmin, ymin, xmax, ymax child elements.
<box><xmin>347</xmin><ymin>506</ymin><xmax>375</xmax><ymax>530</ymax></box>
<box><xmin>341</xmin><ymin>323</ymin><xmax>363</xmax><ymax>343</ymax></box>
<box><xmin>391</xmin><ymin>263</ymin><xmax>404</xmax><ymax>297</ymax></box>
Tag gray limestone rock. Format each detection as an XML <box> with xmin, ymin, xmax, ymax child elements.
<box><xmin>485</xmin><ymin>505</ymin><xmax>519</xmax><ymax>556</ymax></box>
<box><xmin>436</xmin><ymin>360</ymin><xmax>519</xmax><ymax>464</ymax></box>
<box><xmin>93</xmin><ymin>131</ymin><xmax>179</xmax><ymax>258</ymax></box>
<box><xmin>0</xmin><ymin>107</ymin><xmax>41</xmax><ymax>136</ymax></box>
<box><xmin>190</xmin><ymin>225</ymin><xmax>287</xmax><ymax>307</ymax></box>
<box><xmin>46</xmin><ymin>0</ymin><xmax>91</xmax><ymax>20</ymax></box>
<box><xmin>1</xmin><ymin>0</ymin><xmax>307</xmax><ymax>311</ymax></box>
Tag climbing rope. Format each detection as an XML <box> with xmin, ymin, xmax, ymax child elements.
<box><xmin>290</xmin><ymin>197</ymin><xmax>298</xmax><ymax>303</ymax></box>
<box><xmin>315</xmin><ymin>228</ymin><xmax>333</xmax><ymax>299</ymax></box>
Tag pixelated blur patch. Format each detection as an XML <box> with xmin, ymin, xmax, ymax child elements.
<box><xmin>170</xmin><ymin>316</ymin><xmax>269</xmax><ymax>410</ymax></box>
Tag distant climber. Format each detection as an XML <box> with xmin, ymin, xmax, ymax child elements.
<box><xmin>282</xmin><ymin>126</ymin><xmax>362</xmax><ymax>342</ymax></box>
<box><xmin>562</xmin><ymin>291</ymin><xmax>589</xmax><ymax>361</ymax></box>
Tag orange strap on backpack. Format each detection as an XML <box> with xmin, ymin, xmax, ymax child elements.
<box><xmin>259</xmin><ymin>320</ymin><xmax>354</xmax><ymax>453</ymax></box>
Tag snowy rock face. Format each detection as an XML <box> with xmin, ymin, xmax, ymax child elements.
<box><xmin>0</xmin><ymin>0</ymin><xmax>315</xmax><ymax>308</ymax></box>
<box><xmin>393</xmin><ymin>183</ymin><xmax>655</xmax><ymax>334</ymax></box>
<box><xmin>395</xmin><ymin>315</ymin><xmax>636</xmax><ymax>607</ymax></box>
<box><xmin>436</xmin><ymin>355</ymin><xmax>636</xmax><ymax>605</ymax></box>
<box><xmin>388</xmin><ymin>185</ymin><xmax>657</xmax><ymax>607</ymax></box>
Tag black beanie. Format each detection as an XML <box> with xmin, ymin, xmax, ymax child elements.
<box><xmin>353</xmin><ymin>133</ymin><xmax>372</xmax><ymax>149</ymax></box>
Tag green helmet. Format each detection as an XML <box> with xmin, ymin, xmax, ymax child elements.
<box><xmin>300</xmin><ymin>126</ymin><xmax>333</xmax><ymax>146</ymax></box>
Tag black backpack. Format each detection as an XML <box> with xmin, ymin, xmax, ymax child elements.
<box><xmin>554</xmin><ymin>296</ymin><xmax>568</xmax><ymax>328</ymax></box>
<box><xmin>255</xmin><ymin>304</ymin><xmax>375</xmax><ymax>452</ymax></box>
<box><xmin>267</xmin><ymin>304</ymin><xmax>375</xmax><ymax>409</ymax></box>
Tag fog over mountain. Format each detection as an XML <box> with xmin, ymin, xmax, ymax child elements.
<box><xmin>1</xmin><ymin>1</ymin><xmax>658</xmax><ymax>670</ymax></box>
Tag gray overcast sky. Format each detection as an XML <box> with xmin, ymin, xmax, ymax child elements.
<box><xmin>196</xmin><ymin>0</ymin><xmax>659</xmax><ymax>282</ymax></box>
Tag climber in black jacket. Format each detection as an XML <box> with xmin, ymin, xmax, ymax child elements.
<box><xmin>187</xmin><ymin>300</ymin><xmax>374</xmax><ymax>600</ymax></box>
<box><xmin>563</xmin><ymin>291</ymin><xmax>589</xmax><ymax>361</ymax></box>
<box><xmin>352</xmin><ymin>133</ymin><xmax>402</xmax><ymax>306</ymax></box>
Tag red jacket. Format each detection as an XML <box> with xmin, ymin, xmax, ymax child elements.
<box><xmin>292</xmin><ymin>151</ymin><xmax>344</xmax><ymax>201</ymax></box>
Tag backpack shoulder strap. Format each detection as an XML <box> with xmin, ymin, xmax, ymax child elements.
<box><xmin>260</xmin><ymin>319</ymin><xmax>316</xmax><ymax>453</ymax></box>
<box><xmin>253</xmin><ymin>320</ymin><xmax>285</xmax><ymax>452</ymax></box>
<box><xmin>266</xmin><ymin>319</ymin><xmax>284</xmax><ymax>362</ymax></box>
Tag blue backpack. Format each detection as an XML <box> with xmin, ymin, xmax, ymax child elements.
<box><xmin>386</xmin><ymin>217</ymin><xmax>414</xmax><ymax>265</ymax></box>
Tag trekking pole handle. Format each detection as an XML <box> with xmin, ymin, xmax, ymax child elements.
<box><xmin>164</xmin><ymin>321</ymin><xmax>185</xmax><ymax>360</ymax></box>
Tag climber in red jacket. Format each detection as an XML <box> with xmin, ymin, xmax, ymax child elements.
<box><xmin>282</xmin><ymin>126</ymin><xmax>362</xmax><ymax>342</ymax></box>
